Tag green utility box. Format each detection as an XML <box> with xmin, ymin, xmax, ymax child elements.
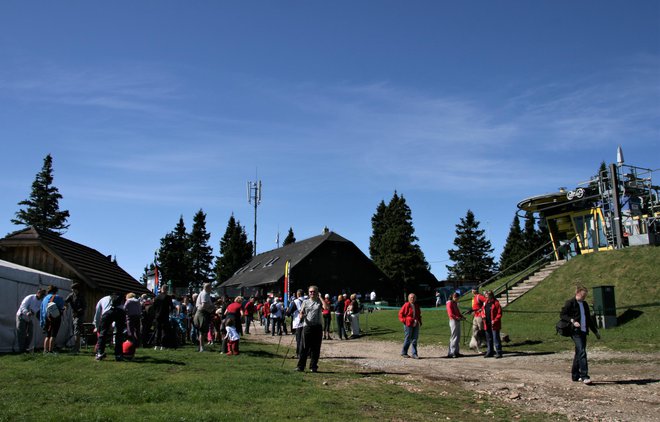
<box><xmin>592</xmin><ymin>285</ymin><xmax>617</xmax><ymax>328</ymax></box>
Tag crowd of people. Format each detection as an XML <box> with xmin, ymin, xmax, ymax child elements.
<box><xmin>15</xmin><ymin>282</ymin><xmax>599</xmax><ymax>382</ymax></box>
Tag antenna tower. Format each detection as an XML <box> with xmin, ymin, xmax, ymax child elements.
<box><xmin>247</xmin><ymin>180</ymin><xmax>262</xmax><ymax>256</ymax></box>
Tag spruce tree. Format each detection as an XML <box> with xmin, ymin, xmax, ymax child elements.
<box><xmin>12</xmin><ymin>154</ymin><xmax>70</xmax><ymax>234</ymax></box>
<box><xmin>370</xmin><ymin>192</ymin><xmax>429</xmax><ymax>292</ymax></box>
<box><xmin>283</xmin><ymin>227</ymin><xmax>296</xmax><ymax>246</ymax></box>
<box><xmin>499</xmin><ymin>214</ymin><xmax>526</xmax><ymax>275</ymax></box>
<box><xmin>446</xmin><ymin>209</ymin><xmax>496</xmax><ymax>285</ymax></box>
<box><xmin>189</xmin><ymin>209</ymin><xmax>214</xmax><ymax>293</ymax></box>
<box><xmin>215</xmin><ymin>214</ymin><xmax>253</xmax><ymax>283</ymax></box>
<box><xmin>157</xmin><ymin>216</ymin><xmax>192</xmax><ymax>291</ymax></box>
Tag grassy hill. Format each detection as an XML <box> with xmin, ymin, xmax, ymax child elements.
<box><xmin>503</xmin><ymin>245</ymin><xmax>659</xmax><ymax>352</ymax></box>
<box><xmin>362</xmin><ymin>246</ymin><xmax>659</xmax><ymax>353</ymax></box>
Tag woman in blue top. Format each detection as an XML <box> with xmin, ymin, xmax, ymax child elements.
<box><xmin>40</xmin><ymin>285</ymin><xmax>65</xmax><ymax>354</ymax></box>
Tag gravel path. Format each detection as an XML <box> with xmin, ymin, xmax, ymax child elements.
<box><xmin>250</xmin><ymin>329</ymin><xmax>660</xmax><ymax>421</ymax></box>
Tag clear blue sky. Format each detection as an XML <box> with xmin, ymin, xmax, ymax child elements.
<box><xmin>1</xmin><ymin>1</ymin><xmax>658</xmax><ymax>282</ymax></box>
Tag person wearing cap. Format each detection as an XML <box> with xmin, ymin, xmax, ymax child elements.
<box><xmin>15</xmin><ymin>287</ymin><xmax>46</xmax><ymax>353</ymax></box>
<box><xmin>64</xmin><ymin>283</ymin><xmax>86</xmax><ymax>353</ymax></box>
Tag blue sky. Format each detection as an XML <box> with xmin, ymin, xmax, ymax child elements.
<box><xmin>1</xmin><ymin>1</ymin><xmax>658</xmax><ymax>282</ymax></box>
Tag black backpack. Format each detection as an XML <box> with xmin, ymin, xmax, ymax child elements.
<box><xmin>555</xmin><ymin>319</ymin><xmax>573</xmax><ymax>337</ymax></box>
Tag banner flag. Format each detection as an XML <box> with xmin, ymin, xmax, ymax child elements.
<box><xmin>283</xmin><ymin>260</ymin><xmax>290</xmax><ymax>304</ymax></box>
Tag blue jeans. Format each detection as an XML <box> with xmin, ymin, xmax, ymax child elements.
<box><xmin>485</xmin><ymin>328</ymin><xmax>502</xmax><ymax>356</ymax></box>
<box><xmin>402</xmin><ymin>324</ymin><xmax>419</xmax><ymax>356</ymax></box>
<box><xmin>572</xmin><ymin>331</ymin><xmax>589</xmax><ymax>380</ymax></box>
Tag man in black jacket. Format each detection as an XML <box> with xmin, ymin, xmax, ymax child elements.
<box><xmin>560</xmin><ymin>286</ymin><xmax>601</xmax><ymax>385</ymax></box>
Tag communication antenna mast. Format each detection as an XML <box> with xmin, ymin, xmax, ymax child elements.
<box><xmin>247</xmin><ymin>180</ymin><xmax>262</xmax><ymax>256</ymax></box>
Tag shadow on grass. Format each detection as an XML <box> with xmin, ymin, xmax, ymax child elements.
<box><xmin>503</xmin><ymin>351</ymin><xmax>555</xmax><ymax>357</ymax></box>
<box><xmin>506</xmin><ymin>340</ymin><xmax>543</xmax><ymax>347</ymax></box>
<box><xmin>356</xmin><ymin>371</ymin><xmax>411</xmax><ymax>377</ymax></box>
<box><xmin>130</xmin><ymin>356</ymin><xmax>186</xmax><ymax>365</ymax></box>
<box><xmin>594</xmin><ymin>378</ymin><xmax>659</xmax><ymax>386</ymax></box>
<box><xmin>363</xmin><ymin>328</ymin><xmax>397</xmax><ymax>336</ymax></box>
<box><xmin>617</xmin><ymin>309</ymin><xmax>644</xmax><ymax>326</ymax></box>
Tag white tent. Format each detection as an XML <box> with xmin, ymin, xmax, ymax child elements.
<box><xmin>0</xmin><ymin>259</ymin><xmax>73</xmax><ymax>353</ymax></box>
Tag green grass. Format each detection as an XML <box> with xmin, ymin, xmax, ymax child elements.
<box><xmin>0</xmin><ymin>342</ymin><xmax>558</xmax><ymax>421</ymax></box>
<box><xmin>364</xmin><ymin>246</ymin><xmax>660</xmax><ymax>353</ymax></box>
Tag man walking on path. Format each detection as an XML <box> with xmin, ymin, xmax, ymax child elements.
<box><xmin>296</xmin><ymin>285</ymin><xmax>323</xmax><ymax>373</ymax></box>
<box><xmin>560</xmin><ymin>285</ymin><xmax>600</xmax><ymax>384</ymax></box>
<box><xmin>398</xmin><ymin>293</ymin><xmax>422</xmax><ymax>359</ymax></box>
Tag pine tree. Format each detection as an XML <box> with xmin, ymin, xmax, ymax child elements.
<box><xmin>283</xmin><ymin>227</ymin><xmax>296</xmax><ymax>246</ymax></box>
<box><xmin>370</xmin><ymin>192</ymin><xmax>429</xmax><ymax>292</ymax></box>
<box><xmin>157</xmin><ymin>216</ymin><xmax>192</xmax><ymax>291</ymax></box>
<box><xmin>215</xmin><ymin>214</ymin><xmax>253</xmax><ymax>283</ymax></box>
<box><xmin>446</xmin><ymin>210</ymin><xmax>496</xmax><ymax>285</ymax></box>
<box><xmin>189</xmin><ymin>209</ymin><xmax>214</xmax><ymax>293</ymax></box>
<box><xmin>12</xmin><ymin>154</ymin><xmax>70</xmax><ymax>234</ymax></box>
<box><xmin>499</xmin><ymin>214</ymin><xmax>527</xmax><ymax>275</ymax></box>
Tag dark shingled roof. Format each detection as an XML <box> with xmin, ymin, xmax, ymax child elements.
<box><xmin>220</xmin><ymin>231</ymin><xmax>385</xmax><ymax>289</ymax></box>
<box><xmin>0</xmin><ymin>227</ymin><xmax>149</xmax><ymax>295</ymax></box>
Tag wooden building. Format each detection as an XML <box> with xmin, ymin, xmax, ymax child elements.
<box><xmin>0</xmin><ymin>227</ymin><xmax>150</xmax><ymax>322</ymax></box>
<box><xmin>219</xmin><ymin>231</ymin><xmax>396</xmax><ymax>300</ymax></box>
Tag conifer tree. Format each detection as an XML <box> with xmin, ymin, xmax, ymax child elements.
<box><xmin>157</xmin><ymin>216</ymin><xmax>192</xmax><ymax>291</ymax></box>
<box><xmin>12</xmin><ymin>154</ymin><xmax>70</xmax><ymax>234</ymax></box>
<box><xmin>189</xmin><ymin>209</ymin><xmax>214</xmax><ymax>293</ymax></box>
<box><xmin>370</xmin><ymin>192</ymin><xmax>429</xmax><ymax>292</ymax></box>
<box><xmin>499</xmin><ymin>214</ymin><xmax>527</xmax><ymax>275</ymax></box>
<box><xmin>215</xmin><ymin>214</ymin><xmax>253</xmax><ymax>283</ymax></box>
<box><xmin>283</xmin><ymin>227</ymin><xmax>296</xmax><ymax>246</ymax></box>
<box><xmin>446</xmin><ymin>209</ymin><xmax>496</xmax><ymax>284</ymax></box>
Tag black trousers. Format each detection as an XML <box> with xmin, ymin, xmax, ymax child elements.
<box><xmin>297</xmin><ymin>325</ymin><xmax>322</xmax><ymax>371</ymax></box>
<box><xmin>97</xmin><ymin>308</ymin><xmax>126</xmax><ymax>357</ymax></box>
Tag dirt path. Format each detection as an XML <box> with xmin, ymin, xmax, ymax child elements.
<box><xmin>249</xmin><ymin>329</ymin><xmax>660</xmax><ymax>421</ymax></box>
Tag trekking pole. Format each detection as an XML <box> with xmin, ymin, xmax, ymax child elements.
<box><xmin>281</xmin><ymin>331</ymin><xmax>297</xmax><ymax>368</ymax></box>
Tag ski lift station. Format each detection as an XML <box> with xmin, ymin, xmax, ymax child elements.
<box><xmin>517</xmin><ymin>147</ymin><xmax>660</xmax><ymax>260</ymax></box>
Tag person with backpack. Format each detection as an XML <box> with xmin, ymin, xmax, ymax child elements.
<box><xmin>560</xmin><ymin>285</ymin><xmax>601</xmax><ymax>385</ymax></box>
<box><xmin>40</xmin><ymin>285</ymin><xmax>65</xmax><ymax>354</ymax></box>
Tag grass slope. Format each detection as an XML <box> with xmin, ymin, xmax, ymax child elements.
<box><xmin>363</xmin><ymin>246</ymin><xmax>659</xmax><ymax>353</ymax></box>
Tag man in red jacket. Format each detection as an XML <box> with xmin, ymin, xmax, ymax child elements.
<box><xmin>398</xmin><ymin>293</ymin><xmax>422</xmax><ymax>359</ymax></box>
<box><xmin>446</xmin><ymin>292</ymin><xmax>464</xmax><ymax>358</ymax></box>
<box><xmin>482</xmin><ymin>291</ymin><xmax>503</xmax><ymax>358</ymax></box>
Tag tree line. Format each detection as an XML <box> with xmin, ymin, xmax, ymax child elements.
<box><xmin>10</xmin><ymin>154</ymin><xmax>552</xmax><ymax>294</ymax></box>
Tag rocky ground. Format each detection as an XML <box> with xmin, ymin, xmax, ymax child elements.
<box><xmin>250</xmin><ymin>329</ymin><xmax>660</xmax><ymax>421</ymax></box>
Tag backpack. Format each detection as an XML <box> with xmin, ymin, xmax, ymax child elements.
<box><xmin>46</xmin><ymin>296</ymin><xmax>60</xmax><ymax>319</ymax></box>
<box><xmin>555</xmin><ymin>319</ymin><xmax>572</xmax><ymax>337</ymax></box>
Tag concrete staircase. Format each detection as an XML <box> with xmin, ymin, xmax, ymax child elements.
<box><xmin>498</xmin><ymin>260</ymin><xmax>567</xmax><ymax>307</ymax></box>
